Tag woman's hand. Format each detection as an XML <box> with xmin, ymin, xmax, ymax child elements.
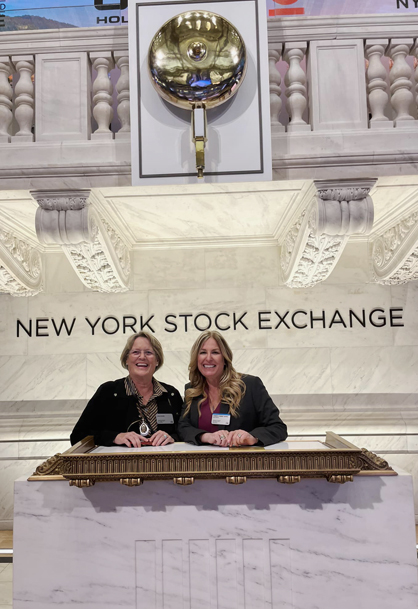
<box><xmin>227</xmin><ymin>430</ymin><xmax>258</xmax><ymax>447</ymax></box>
<box><xmin>149</xmin><ymin>430</ymin><xmax>174</xmax><ymax>446</ymax></box>
<box><xmin>114</xmin><ymin>432</ymin><xmax>147</xmax><ymax>448</ymax></box>
<box><xmin>200</xmin><ymin>431</ymin><xmax>229</xmax><ymax>447</ymax></box>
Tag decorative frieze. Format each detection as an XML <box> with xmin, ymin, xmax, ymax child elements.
<box><xmin>35</xmin><ymin>191</ymin><xmax>89</xmax><ymax>211</ymax></box>
<box><xmin>0</xmin><ymin>227</ymin><xmax>42</xmax><ymax>296</ymax></box>
<box><xmin>32</xmin><ymin>189</ymin><xmax>130</xmax><ymax>292</ymax></box>
<box><xmin>281</xmin><ymin>179</ymin><xmax>375</xmax><ymax>288</ymax></box>
<box><xmin>371</xmin><ymin>211</ymin><xmax>418</xmax><ymax>284</ymax></box>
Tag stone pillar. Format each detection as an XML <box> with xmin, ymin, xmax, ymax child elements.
<box><xmin>387</xmin><ymin>39</ymin><xmax>418</xmax><ymax>129</ymax></box>
<box><xmin>0</xmin><ymin>57</ymin><xmax>13</xmax><ymax>143</ymax></box>
<box><xmin>365</xmin><ymin>40</ymin><xmax>393</xmax><ymax>129</ymax></box>
<box><xmin>283</xmin><ymin>42</ymin><xmax>310</xmax><ymax>133</ymax></box>
<box><xmin>114</xmin><ymin>52</ymin><xmax>130</xmax><ymax>140</ymax></box>
<box><xmin>11</xmin><ymin>55</ymin><xmax>34</xmax><ymax>142</ymax></box>
<box><xmin>268</xmin><ymin>46</ymin><xmax>285</xmax><ymax>132</ymax></box>
<box><xmin>90</xmin><ymin>52</ymin><xmax>114</xmax><ymax>140</ymax></box>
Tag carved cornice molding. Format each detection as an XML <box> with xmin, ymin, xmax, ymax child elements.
<box><xmin>32</xmin><ymin>189</ymin><xmax>130</xmax><ymax>293</ymax></box>
<box><xmin>280</xmin><ymin>179</ymin><xmax>375</xmax><ymax>288</ymax></box>
<box><xmin>0</xmin><ymin>227</ymin><xmax>42</xmax><ymax>296</ymax></box>
<box><xmin>371</xmin><ymin>210</ymin><xmax>418</xmax><ymax>284</ymax></box>
<box><xmin>34</xmin><ymin>189</ymin><xmax>90</xmax><ymax>211</ymax></box>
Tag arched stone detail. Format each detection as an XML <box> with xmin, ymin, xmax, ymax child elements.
<box><xmin>0</xmin><ymin>228</ymin><xmax>42</xmax><ymax>296</ymax></box>
<box><xmin>371</xmin><ymin>211</ymin><xmax>418</xmax><ymax>284</ymax></box>
<box><xmin>32</xmin><ymin>189</ymin><xmax>130</xmax><ymax>293</ymax></box>
<box><xmin>280</xmin><ymin>180</ymin><xmax>375</xmax><ymax>288</ymax></box>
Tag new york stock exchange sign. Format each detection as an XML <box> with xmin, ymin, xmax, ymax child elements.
<box><xmin>16</xmin><ymin>306</ymin><xmax>405</xmax><ymax>338</ymax></box>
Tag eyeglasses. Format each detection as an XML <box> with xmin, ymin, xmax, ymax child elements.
<box><xmin>129</xmin><ymin>350</ymin><xmax>155</xmax><ymax>357</ymax></box>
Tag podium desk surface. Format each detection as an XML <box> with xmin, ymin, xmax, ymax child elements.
<box><xmin>90</xmin><ymin>440</ymin><xmax>328</xmax><ymax>453</ymax></box>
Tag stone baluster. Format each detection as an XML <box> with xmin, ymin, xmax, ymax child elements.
<box><xmin>387</xmin><ymin>39</ymin><xmax>418</xmax><ymax>128</ymax></box>
<box><xmin>283</xmin><ymin>42</ymin><xmax>310</xmax><ymax>132</ymax></box>
<box><xmin>114</xmin><ymin>52</ymin><xmax>130</xmax><ymax>140</ymax></box>
<box><xmin>413</xmin><ymin>40</ymin><xmax>418</xmax><ymax>110</ymax></box>
<box><xmin>365</xmin><ymin>40</ymin><xmax>393</xmax><ymax>129</ymax></box>
<box><xmin>11</xmin><ymin>55</ymin><xmax>34</xmax><ymax>142</ymax></box>
<box><xmin>0</xmin><ymin>57</ymin><xmax>13</xmax><ymax>143</ymax></box>
<box><xmin>268</xmin><ymin>46</ymin><xmax>285</xmax><ymax>132</ymax></box>
<box><xmin>90</xmin><ymin>52</ymin><xmax>114</xmax><ymax>140</ymax></box>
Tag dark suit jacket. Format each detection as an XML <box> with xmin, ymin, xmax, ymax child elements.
<box><xmin>178</xmin><ymin>374</ymin><xmax>287</xmax><ymax>446</ymax></box>
<box><xmin>70</xmin><ymin>377</ymin><xmax>183</xmax><ymax>446</ymax></box>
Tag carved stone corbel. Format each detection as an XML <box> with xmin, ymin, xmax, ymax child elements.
<box><xmin>280</xmin><ymin>179</ymin><xmax>375</xmax><ymax>288</ymax></box>
<box><xmin>371</xmin><ymin>211</ymin><xmax>418</xmax><ymax>284</ymax></box>
<box><xmin>0</xmin><ymin>227</ymin><xmax>42</xmax><ymax>296</ymax></box>
<box><xmin>32</xmin><ymin>189</ymin><xmax>130</xmax><ymax>293</ymax></box>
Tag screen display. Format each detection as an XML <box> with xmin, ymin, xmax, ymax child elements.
<box><xmin>1</xmin><ymin>0</ymin><xmax>413</xmax><ymax>31</ymax></box>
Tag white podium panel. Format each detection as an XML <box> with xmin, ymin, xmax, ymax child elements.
<box><xmin>128</xmin><ymin>0</ymin><xmax>272</xmax><ymax>184</ymax></box>
<box><xmin>13</xmin><ymin>472</ymin><xmax>418</xmax><ymax>609</ymax></box>
<box><xmin>35</xmin><ymin>53</ymin><xmax>91</xmax><ymax>142</ymax></box>
<box><xmin>308</xmin><ymin>40</ymin><xmax>368</xmax><ymax>132</ymax></box>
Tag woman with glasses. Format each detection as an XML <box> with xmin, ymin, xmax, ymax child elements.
<box><xmin>70</xmin><ymin>332</ymin><xmax>182</xmax><ymax>448</ymax></box>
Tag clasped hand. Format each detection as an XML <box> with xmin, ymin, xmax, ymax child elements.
<box><xmin>200</xmin><ymin>429</ymin><xmax>257</xmax><ymax>447</ymax></box>
<box><xmin>114</xmin><ymin>430</ymin><xmax>174</xmax><ymax>448</ymax></box>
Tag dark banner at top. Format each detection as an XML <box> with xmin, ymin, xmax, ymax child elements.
<box><xmin>0</xmin><ymin>0</ymin><xmax>416</xmax><ymax>31</ymax></box>
<box><xmin>266</xmin><ymin>0</ymin><xmax>417</xmax><ymax>18</ymax></box>
<box><xmin>1</xmin><ymin>1</ymin><xmax>128</xmax><ymax>30</ymax></box>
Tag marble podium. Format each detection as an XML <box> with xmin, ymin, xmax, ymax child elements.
<box><xmin>13</xmin><ymin>442</ymin><xmax>418</xmax><ymax>609</ymax></box>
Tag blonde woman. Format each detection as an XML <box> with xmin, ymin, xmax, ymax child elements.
<box><xmin>178</xmin><ymin>331</ymin><xmax>287</xmax><ymax>447</ymax></box>
<box><xmin>70</xmin><ymin>332</ymin><xmax>182</xmax><ymax>448</ymax></box>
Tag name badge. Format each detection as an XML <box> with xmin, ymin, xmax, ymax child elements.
<box><xmin>211</xmin><ymin>413</ymin><xmax>231</xmax><ymax>426</ymax></box>
<box><xmin>156</xmin><ymin>413</ymin><xmax>174</xmax><ymax>425</ymax></box>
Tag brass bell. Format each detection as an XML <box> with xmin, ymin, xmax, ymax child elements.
<box><xmin>148</xmin><ymin>11</ymin><xmax>247</xmax><ymax>178</ymax></box>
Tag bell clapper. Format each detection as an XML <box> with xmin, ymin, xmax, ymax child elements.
<box><xmin>192</xmin><ymin>105</ymin><xmax>207</xmax><ymax>179</ymax></box>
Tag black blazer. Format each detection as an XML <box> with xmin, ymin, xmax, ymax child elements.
<box><xmin>70</xmin><ymin>377</ymin><xmax>183</xmax><ymax>446</ymax></box>
<box><xmin>178</xmin><ymin>374</ymin><xmax>287</xmax><ymax>446</ymax></box>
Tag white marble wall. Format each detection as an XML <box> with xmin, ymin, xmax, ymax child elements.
<box><xmin>1</xmin><ymin>245</ymin><xmax>418</xmax><ymax>526</ymax></box>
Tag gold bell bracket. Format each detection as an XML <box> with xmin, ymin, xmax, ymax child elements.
<box><xmin>192</xmin><ymin>105</ymin><xmax>207</xmax><ymax>179</ymax></box>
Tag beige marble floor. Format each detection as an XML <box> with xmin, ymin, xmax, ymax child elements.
<box><xmin>0</xmin><ymin>531</ymin><xmax>13</xmax><ymax>607</ymax></box>
<box><xmin>0</xmin><ymin>533</ymin><xmax>12</xmax><ymax>550</ymax></box>
<box><xmin>0</xmin><ymin>562</ymin><xmax>12</xmax><ymax>608</ymax></box>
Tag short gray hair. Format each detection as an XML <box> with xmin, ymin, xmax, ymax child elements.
<box><xmin>120</xmin><ymin>332</ymin><xmax>164</xmax><ymax>371</ymax></box>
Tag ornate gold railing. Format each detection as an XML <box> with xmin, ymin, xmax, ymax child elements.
<box><xmin>29</xmin><ymin>432</ymin><xmax>396</xmax><ymax>488</ymax></box>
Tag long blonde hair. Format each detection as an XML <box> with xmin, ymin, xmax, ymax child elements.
<box><xmin>183</xmin><ymin>331</ymin><xmax>246</xmax><ymax>417</ymax></box>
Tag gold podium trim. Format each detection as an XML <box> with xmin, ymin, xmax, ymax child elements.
<box><xmin>29</xmin><ymin>432</ymin><xmax>396</xmax><ymax>486</ymax></box>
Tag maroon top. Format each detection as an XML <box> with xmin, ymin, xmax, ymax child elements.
<box><xmin>198</xmin><ymin>398</ymin><xmax>221</xmax><ymax>433</ymax></box>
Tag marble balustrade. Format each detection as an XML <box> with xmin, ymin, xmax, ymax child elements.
<box><xmin>0</xmin><ymin>16</ymin><xmax>416</xmax><ymax>186</ymax></box>
<box><xmin>0</xmin><ymin>17</ymin><xmax>417</xmax><ymax>143</ymax></box>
